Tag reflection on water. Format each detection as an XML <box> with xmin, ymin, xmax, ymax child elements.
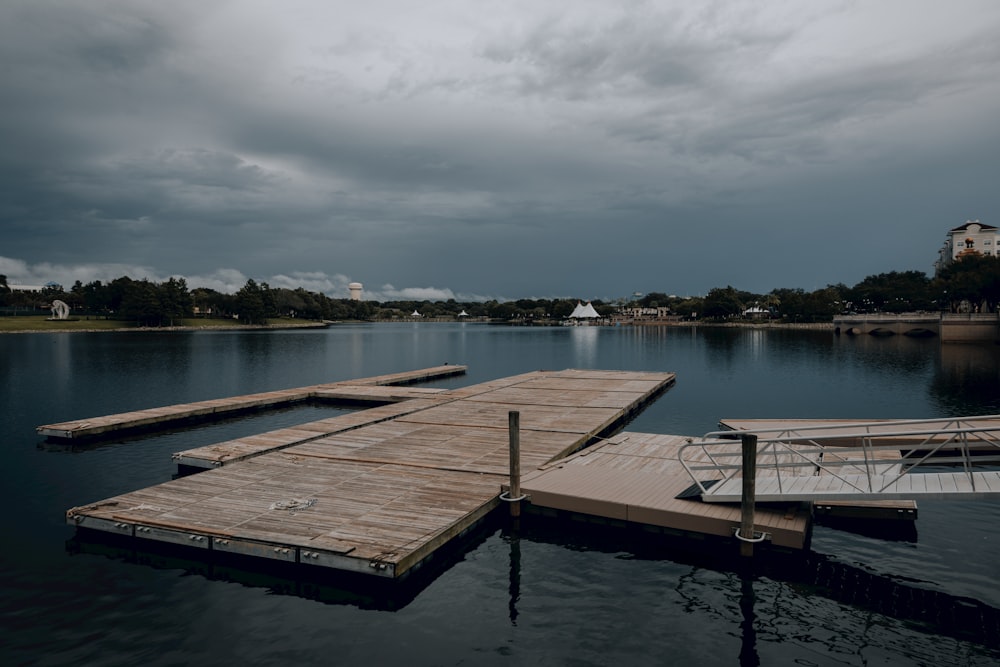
<box><xmin>507</xmin><ymin>522</ymin><xmax>522</xmax><ymax>626</ymax></box>
<box><xmin>64</xmin><ymin>510</ymin><xmax>1000</xmax><ymax>662</ymax></box>
<box><xmin>569</xmin><ymin>326</ymin><xmax>599</xmax><ymax>367</ymax></box>
<box><xmin>932</xmin><ymin>343</ymin><xmax>1000</xmax><ymax>415</ymax></box>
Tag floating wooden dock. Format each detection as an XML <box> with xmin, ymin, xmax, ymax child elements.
<box><xmin>66</xmin><ymin>369</ymin><xmax>677</xmax><ymax>578</ymax></box>
<box><xmin>39</xmin><ymin>365</ymin><xmax>466</xmax><ymax>440</ymax></box>
<box><xmin>64</xmin><ymin>370</ymin><xmax>942</xmax><ymax>579</ymax></box>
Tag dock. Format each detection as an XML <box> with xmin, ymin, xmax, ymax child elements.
<box><xmin>38</xmin><ymin>365</ymin><xmax>467</xmax><ymax>440</ymax></box>
<box><xmin>520</xmin><ymin>432</ymin><xmax>812</xmax><ymax>549</ymax></box>
<box><xmin>62</xmin><ymin>368</ymin><xmax>945</xmax><ymax>579</ymax></box>
<box><xmin>65</xmin><ymin>369</ymin><xmax>677</xmax><ymax>578</ymax></box>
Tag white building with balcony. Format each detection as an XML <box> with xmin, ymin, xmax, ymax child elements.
<box><xmin>936</xmin><ymin>220</ymin><xmax>999</xmax><ymax>273</ymax></box>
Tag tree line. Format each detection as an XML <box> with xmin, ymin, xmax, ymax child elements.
<box><xmin>1</xmin><ymin>254</ymin><xmax>998</xmax><ymax>325</ymax></box>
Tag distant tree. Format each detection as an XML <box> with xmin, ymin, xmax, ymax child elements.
<box><xmin>703</xmin><ymin>286</ymin><xmax>744</xmax><ymax>319</ymax></box>
<box><xmin>638</xmin><ymin>292</ymin><xmax>669</xmax><ymax>308</ymax></box>
<box><xmin>273</xmin><ymin>288</ymin><xmax>306</xmax><ymax>318</ymax></box>
<box><xmin>159</xmin><ymin>277</ymin><xmax>193</xmax><ymax>326</ymax></box>
<box><xmin>107</xmin><ymin>276</ymin><xmax>133</xmax><ymax>315</ymax></box>
<box><xmin>550</xmin><ymin>300</ymin><xmax>576</xmax><ymax>319</ymax></box>
<box><xmin>41</xmin><ymin>283</ymin><xmax>65</xmax><ymax>303</ymax></box>
<box><xmin>67</xmin><ymin>280</ymin><xmax>86</xmax><ymax>312</ymax></box>
<box><xmin>848</xmin><ymin>271</ymin><xmax>932</xmax><ymax>313</ymax></box>
<box><xmin>802</xmin><ymin>287</ymin><xmax>842</xmax><ymax>321</ymax></box>
<box><xmin>772</xmin><ymin>288</ymin><xmax>805</xmax><ymax>320</ymax></box>
<box><xmin>259</xmin><ymin>281</ymin><xmax>279</xmax><ymax>319</ymax></box>
<box><xmin>120</xmin><ymin>279</ymin><xmax>163</xmax><ymax>326</ymax></box>
<box><xmin>81</xmin><ymin>280</ymin><xmax>110</xmax><ymax>318</ymax></box>
<box><xmin>934</xmin><ymin>254</ymin><xmax>1000</xmax><ymax>312</ymax></box>
<box><xmin>191</xmin><ymin>287</ymin><xmax>227</xmax><ymax>317</ymax></box>
<box><xmin>235</xmin><ymin>279</ymin><xmax>267</xmax><ymax>325</ymax></box>
<box><xmin>673</xmin><ymin>296</ymin><xmax>703</xmax><ymax>320</ymax></box>
<box><xmin>489</xmin><ymin>301</ymin><xmax>517</xmax><ymax>320</ymax></box>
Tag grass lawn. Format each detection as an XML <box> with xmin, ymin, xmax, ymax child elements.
<box><xmin>0</xmin><ymin>316</ymin><xmax>323</xmax><ymax>332</ymax></box>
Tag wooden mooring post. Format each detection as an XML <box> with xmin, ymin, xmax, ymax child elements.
<box><xmin>739</xmin><ymin>433</ymin><xmax>758</xmax><ymax>557</ymax></box>
<box><xmin>508</xmin><ymin>410</ymin><xmax>522</xmax><ymax>518</ymax></box>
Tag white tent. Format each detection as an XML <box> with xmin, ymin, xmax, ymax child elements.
<box><xmin>570</xmin><ymin>301</ymin><xmax>600</xmax><ymax>318</ymax></box>
<box><xmin>457</xmin><ymin>310</ymin><xmax>468</xmax><ymax>317</ymax></box>
<box><xmin>411</xmin><ymin>310</ymin><xmax>422</xmax><ymax>317</ymax></box>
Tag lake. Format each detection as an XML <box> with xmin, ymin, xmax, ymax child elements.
<box><xmin>2</xmin><ymin>323</ymin><xmax>999</xmax><ymax>665</ymax></box>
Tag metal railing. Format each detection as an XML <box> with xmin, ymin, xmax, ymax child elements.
<box><xmin>678</xmin><ymin>416</ymin><xmax>1000</xmax><ymax>499</ymax></box>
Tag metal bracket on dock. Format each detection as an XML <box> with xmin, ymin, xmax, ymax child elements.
<box><xmin>498</xmin><ymin>491</ymin><xmax>528</xmax><ymax>502</ymax></box>
<box><xmin>733</xmin><ymin>527</ymin><xmax>769</xmax><ymax>543</ymax></box>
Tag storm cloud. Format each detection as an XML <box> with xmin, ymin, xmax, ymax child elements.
<box><xmin>2</xmin><ymin>0</ymin><xmax>999</xmax><ymax>300</ymax></box>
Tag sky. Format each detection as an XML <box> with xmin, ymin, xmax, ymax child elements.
<box><xmin>2</xmin><ymin>1</ymin><xmax>1000</xmax><ymax>302</ymax></box>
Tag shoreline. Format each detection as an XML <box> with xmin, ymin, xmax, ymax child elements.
<box><xmin>1</xmin><ymin>318</ymin><xmax>833</xmax><ymax>334</ymax></box>
<box><xmin>0</xmin><ymin>321</ymin><xmax>334</xmax><ymax>335</ymax></box>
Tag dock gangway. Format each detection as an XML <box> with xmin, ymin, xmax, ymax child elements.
<box><xmin>678</xmin><ymin>416</ymin><xmax>1000</xmax><ymax>502</ymax></box>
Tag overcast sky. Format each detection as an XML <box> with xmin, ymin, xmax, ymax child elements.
<box><xmin>2</xmin><ymin>1</ymin><xmax>999</xmax><ymax>301</ymax></box>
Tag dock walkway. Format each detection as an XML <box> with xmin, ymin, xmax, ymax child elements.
<box><xmin>39</xmin><ymin>365</ymin><xmax>466</xmax><ymax>440</ymax></box>
<box><xmin>66</xmin><ymin>369</ymin><xmax>676</xmax><ymax>578</ymax></box>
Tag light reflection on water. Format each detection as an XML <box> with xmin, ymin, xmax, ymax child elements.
<box><xmin>2</xmin><ymin>323</ymin><xmax>999</xmax><ymax>666</ymax></box>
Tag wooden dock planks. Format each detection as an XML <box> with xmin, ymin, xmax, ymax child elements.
<box><xmin>173</xmin><ymin>398</ymin><xmax>454</xmax><ymax>468</ymax></box>
<box><xmin>39</xmin><ymin>365</ymin><xmax>467</xmax><ymax>440</ymax></box>
<box><xmin>66</xmin><ymin>369</ymin><xmax>678</xmax><ymax>577</ymax></box>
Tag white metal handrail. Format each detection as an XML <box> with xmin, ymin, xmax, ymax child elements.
<box><xmin>679</xmin><ymin>417</ymin><xmax>1000</xmax><ymax>499</ymax></box>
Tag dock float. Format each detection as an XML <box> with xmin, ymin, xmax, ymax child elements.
<box><xmin>520</xmin><ymin>432</ymin><xmax>813</xmax><ymax>549</ymax></box>
<box><xmin>65</xmin><ymin>369</ymin><xmax>676</xmax><ymax>578</ymax></box>
<box><xmin>38</xmin><ymin>365</ymin><xmax>466</xmax><ymax>440</ymax></box>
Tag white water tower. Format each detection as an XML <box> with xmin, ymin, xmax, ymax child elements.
<box><xmin>348</xmin><ymin>282</ymin><xmax>363</xmax><ymax>301</ymax></box>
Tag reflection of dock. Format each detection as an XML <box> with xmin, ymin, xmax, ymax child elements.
<box><xmin>65</xmin><ymin>369</ymin><xmax>676</xmax><ymax>578</ymax></box>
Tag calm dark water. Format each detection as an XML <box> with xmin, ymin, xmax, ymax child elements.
<box><xmin>2</xmin><ymin>323</ymin><xmax>1000</xmax><ymax>666</ymax></box>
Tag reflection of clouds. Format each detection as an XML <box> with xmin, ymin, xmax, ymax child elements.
<box><xmin>570</xmin><ymin>326</ymin><xmax>599</xmax><ymax>367</ymax></box>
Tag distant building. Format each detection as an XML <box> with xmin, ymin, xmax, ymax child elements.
<box><xmin>348</xmin><ymin>282</ymin><xmax>363</xmax><ymax>301</ymax></box>
<box><xmin>618</xmin><ymin>306</ymin><xmax>671</xmax><ymax>319</ymax></box>
<box><xmin>937</xmin><ymin>220</ymin><xmax>999</xmax><ymax>273</ymax></box>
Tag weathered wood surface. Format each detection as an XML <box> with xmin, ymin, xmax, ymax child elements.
<box><xmin>67</xmin><ymin>369</ymin><xmax>677</xmax><ymax>577</ymax></box>
<box><xmin>38</xmin><ymin>365</ymin><xmax>466</xmax><ymax>440</ymax></box>
<box><xmin>174</xmin><ymin>399</ymin><xmax>452</xmax><ymax>468</ymax></box>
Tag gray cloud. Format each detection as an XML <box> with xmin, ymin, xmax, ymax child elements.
<box><xmin>2</xmin><ymin>0</ymin><xmax>1000</xmax><ymax>299</ymax></box>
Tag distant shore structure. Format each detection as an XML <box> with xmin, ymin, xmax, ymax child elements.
<box><xmin>348</xmin><ymin>282</ymin><xmax>363</xmax><ymax>301</ymax></box>
<box><xmin>936</xmin><ymin>219</ymin><xmax>999</xmax><ymax>274</ymax></box>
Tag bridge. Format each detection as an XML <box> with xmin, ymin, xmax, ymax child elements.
<box><xmin>833</xmin><ymin>312</ymin><xmax>999</xmax><ymax>341</ymax></box>
<box><xmin>679</xmin><ymin>416</ymin><xmax>1000</xmax><ymax>502</ymax></box>
<box><xmin>833</xmin><ymin>313</ymin><xmax>940</xmax><ymax>337</ymax></box>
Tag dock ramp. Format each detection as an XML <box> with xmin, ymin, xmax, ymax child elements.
<box><xmin>681</xmin><ymin>416</ymin><xmax>1000</xmax><ymax>502</ymax></box>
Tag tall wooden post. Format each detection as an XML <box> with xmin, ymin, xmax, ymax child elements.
<box><xmin>508</xmin><ymin>410</ymin><xmax>521</xmax><ymax>518</ymax></box>
<box><xmin>739</xmin><ymin>433</ymin><xmax>758</xmax><ymax>557</ymax></box>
